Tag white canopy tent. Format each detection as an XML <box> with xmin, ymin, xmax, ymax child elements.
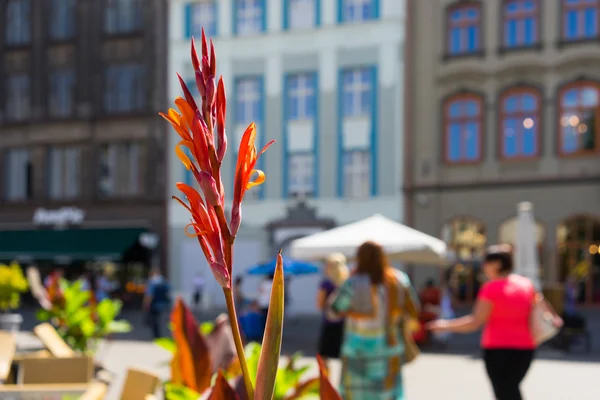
<box><xmin>289</xmin><ymin>214</ymin><xmax>449</xmax><ymax>266</ymax></box>
<box><xmin>514</xmin><ymin>202</ymin><xmax>542</xmax><ymax>290</ymax></box>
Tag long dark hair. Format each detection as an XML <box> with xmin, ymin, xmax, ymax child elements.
<box><xmin>355</xmin><ymin>241</ymin><xmax>388</xmax><ymax>285</ymax></box>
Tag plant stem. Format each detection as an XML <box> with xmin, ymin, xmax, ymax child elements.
<box><xmin>224</xmin><ymin>288</ymin><xmax>254</xmax><ymax>400</ymax></box>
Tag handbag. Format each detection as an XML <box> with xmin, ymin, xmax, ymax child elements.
<box><xmin>531</xmin><ymin>298</ymin><xmax>559</xmax><ymax>345</ymax></box>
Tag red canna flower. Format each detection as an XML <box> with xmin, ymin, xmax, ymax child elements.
<box><xmin>172</xmin><ymin>183</ymin><xmax>230</xmax><ymax>289</ymax></box>
<box><xmin>230</xmin><ymin>123</ymin><xmax>275</xmax><ymax>236</ymax></box>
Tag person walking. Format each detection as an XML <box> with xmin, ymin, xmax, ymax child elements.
<box><xmin>192</xmin><ymin>272</ymin><xmax>205</xmax><ymax>311</ymax></box>
<box><xmin>317</xmin><ymin>253</ymin><xmax>349</xmax><ymax>362</ymax></box>
<box><xmin>329</xmin><ymin>241</ymin><xmax>420</xmax><ymax>400</ymax></box>
<box><xmin>427</xmin><ymin>245</ymin><xmax>563</xmax><ymax>400</ymax></box>
<box><xmin>257</xmin><ymin>273</ymin><xmax>274</xmax><ymax>318</ymax></box>
<box><xmin>143</xmin><ymin>268</ymin><xmax>172</xmax><ymax>339</ymax></box>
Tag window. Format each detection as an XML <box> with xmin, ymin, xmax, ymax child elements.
<box><xmin>447</xmin><ymin>4</ymin><xmax>481</xmax><ymax>55</ymax></box>
<box><xmin>104</xmin><ymin>64</ymin><xmax>145</xmax><ymax>114</ymax></box>
<box><xmin>287</xmin><ymin>0</ymin><xmax>317</xmax><ymax>29</ymax></box>
<box><xmin>287</xmin><ymin>153</ymin><xmax>314</xmax><ymax>196</ymax></box>
<box><xmin>499</xmin><ymin>88</ymin><xmax>541</xmax><ymax>159</ymax></box>
<box><xmin>49</xmin><ymin>70</ymin><xmax>76</xmax><ymax>118</ymax></box>
<box><xmin>49</xmin><ymin>0</ymin><xmax>76</xmax><ymax>40</ymax></box>
<box><xmin>104</xmin><ymin>0</ymin><xmax>143</xmax><ymax>34</ymax></box>
<box><xmin>558</xmin><ymin>81</ymin><xmax>600</xmax><ymax>155</ymax></box>
<box><xmin>235</xmin><ymin>78</ymin><xmax>261</xmax><ymax>123</ymax></box>
<box><xmin>342</xmin><ymin>68</ymin><xmax>371</xmax><ymax>117</ymax></box>
<box><xmin>5</xmin><ymin>74</ymin><xmax>31</xmax><ymax>122</ymax></box>
<box><xmin>47</xmin><ymin>146</ymin><xmax>81</xmax><ymax>200</ymax></box>
<box><xmin>187</xmin><ymin>1</ymin><xmax>217</xmax><ymax>37</ymax></box>
<box><xmin>235</xmin><ymin>0</ymin><xmax>264</xmax><ymax>35</ymax></box>
<box><xmin>342</xmin><ymin>150</ymin><xmax>370</xmax><ymax>198</ymax></box>
<box><xmin>288</xmin><ymin>74</ymin><xmax>316</xmax><ymax>120</ymax></box>
<box><xmin>442</xmin><ymin>217</ymin><xmax>487</xmax><ymax>302</ymax></box>
<box><xmin>3</xmin><ymin>148</ymin><xmax>32</xmax><ymax>201</ymax></box>
<box><xmin>563</xmin><ymin>0</ymin><xmax>600</xmax><ymax>40</ymax></box>
<box><xmin>4</xmin><ymin>0</ymin><xmax>30</xmax><ymax>46</ymax></box>
<box><xmin>235</xmin><ymin>78</ymin><xmax>262</xmax><ymax>199</ymax></box>
<box><xmin>340</xmin><ymin>0</ymin><xmax>378</xmax><ymax>23</ymax></box>
<box><xmin>557</xmin><ymin>216</ymin><xmax>600</xmax><ymax>304</ymax></box>
<box><xmin>443</xmin><ymin>94</ymin><xmax>483</xmax><ymax>163</ymax></box>
<box><xmin>98</xmin><ymin>142</ymin><xmax>142</xmax><ymax>197</ymax></box>
<box><xmin>503</xmin><ymin>0</ymin><xmax>538</xmax><ymax>47</ymax></box>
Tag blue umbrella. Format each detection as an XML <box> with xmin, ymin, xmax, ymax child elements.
<box><xmin>246</xmin><ymin>257</ymin><xmax>320</xmax><ymax>276</ymax></box>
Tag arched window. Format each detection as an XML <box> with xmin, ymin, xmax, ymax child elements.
<box><xmin>446</xmin><ymin>2</ymin><xmax>482</xmax><ymax>55</ymax></box>
<box><xmin>562</xmin><ymin>0</ymin><xmax>600</xmax><ymax>41</ymax></box>
<box><xmin>442</xmin><ymin>217</ymin><xmax>487</xmax><ymax>302</ymax></box>
<box><xmin>558</xmin><ymin>81</ymin><xmax>600</xmax><ymax>156</ymax></box>
<box><xmin>498</xmin><ymin>217</ymin><xmax>545</xmax><ymax>277</ymax></box>
<box><xmin>557</xmin><ymin>216</ymin><xmax>600</xmax><ymax>304</ymax></box>
<box><xmin>502</xmin><ymin>0</ymin><xmax>539</xmax><ymax>48</ymax></box>
<box><xmin>499</xmin><ymin>87</ymin><xmax>541</xmax><ymax>159</ymax></box>
<box><xmin>443</xmin><ymin>94</ymin><xmax>484</xmax><ymax>164</ymax></box>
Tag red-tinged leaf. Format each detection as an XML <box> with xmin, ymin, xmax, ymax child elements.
<box><xmin>283</xmin><ymin>377</ymin><xmax>319</xmax><ymax>400</ymax></box>
<box><xmin>205</xmin><ymin>314</ymin><xmax>237</xmax><ymax>373</ymax></box>
<box><xmin>171</xmin><ymin>298</ymin><xmax>213</xmax><ymax>393</ymax></box>
<box><xmin>255</xmin><ymin>252</ymin><xmax>285</xmax><ymax>400</ymax></box>
<box><xmin>177</xmin><ymin>73</ymin><xmax>200</xmax><ymax>114</ymax></box>
<box><xmin>208</xmin><ymin>371</ymin><xmax>239</xmax><ymax>400</ymax></box>
<box><xmin>317</xmin><ymin>354</ymin><xmax>343</xmax><ymax>400</ymax></box>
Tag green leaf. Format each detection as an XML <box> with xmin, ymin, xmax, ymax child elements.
<box><xmin>96</xmin><ymin>299</ymin><xmax>117</xmax><ymax>326</ymax></box>
<box><xmin>36</xmin><ymin>308</ymin><xmax>51</xmax><ymax>321</ymax></box>
<box><xmin>164</xmin><ymin>382</ymin><xmax>201</xmax><ymax>400</ymax></box>
<box><xmin>200</xmin><ymin>321</ymin><xmax>215</xmax><ymax>336</ymax></box>
<box><xmin>245</xmin><ymin>341</ymin><xmax>262</xmax><ymax>386</ymax></box>
<box><xmin>66</xmin><ymin>307</ymin><xmax>92</xmax><ymax>327</ymax></box>
<box><xmin>255</xmin><ymin>252</ymin><xmax>285</xmax><ymax>400</ymax></box>
<box><xmin>80</xmin><ymin>318</ymin><xmax>96</xmax><ymax>338</ymax></box>
<box><xmin>155</xmin><ymin>337</ymin><xmax>177</xmax><ymax>353</ymax></box>
<box><xmin>106</xmin><ymin>320</ymin><xmax>132</xmax><ymax>334</ymax></box>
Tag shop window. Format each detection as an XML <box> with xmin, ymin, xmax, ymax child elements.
<box><xmin>498</xmin><ymin>217</ymin><xmax>545</xmax><ymax>278</ymax></box>
<box><xmin>557</xmin><ymin>216</ymin><xmax>600</xmax><ymax>304</ymax></box>
<box><xmin>442</xmin><ymin>217</ymin><xmax>487</xmax><ymax>302</ymax></box>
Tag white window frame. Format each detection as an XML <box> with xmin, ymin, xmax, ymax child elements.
<box><xmin>343</xmin><ymin>0</ymin><xmax>373</xmax><ymax>23</ymax></box>
<box><xmin>4</xmin><ymin>148</ymin><xmax>31</xmax><ymax>201</ymax></box>
<box><xmin>191</xmin><ymin>1</ymin><xmax>216</xmax><ymax>37</ymax></box>
<box><xmin>236</xmin><ymin>78</ymin><xmax>261</xmax><ymax>123</ymax></box>
<box><xmin>343</xmin><ymin>68</ymin><xmax>371</xmax><ymax>117</ymax></box>
<box><xmin>287</xmin><ymin>152</ymin><xmax>314</xmax><ymax>197</ymax></box>
<box><xmin>342</xmin><ymin>150</ymin><xmax>370</xmax><ymax>198</ymax></box>
<box><xmin>288</xmin><ymin>74</ymin><xmax>314</xmax><ymax>120</ymax></box>
<box><xmin>98</xmin><ymin>142</ymin><xmax>142</xmax><ymax>197</ymax></box>
<box><xmin>289</xmin><ymin>0</ymin><xmax>316</xmax><ymax>29</ymax></box>
<box><xmin>236</xmin><ymin>0</ymin><xmax>263</xmax><ymax>35</ymax></box>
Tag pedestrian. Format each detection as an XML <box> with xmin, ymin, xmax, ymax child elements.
<box><xmin>192</xmin><ymin>272</ymin><xmax>205</xmax><ymax>311</ymax></box>
<box><xmin>427</xmin><ymin>244</ymin><xmax>563</xmax><ymax>400</ymax></box>
<box><xmin>433</xmin><ymin>269</ymin><xmax>455</xmax><ymax>347</ymax></box>
<box><xmin>328</xmin><ymin>241</ymin><xmax>420</xmax><ymax>400</ymax></box>
<box><xmin>96</xmin><ymin>264</ymin><xmax>116</xmax><ymax>302</ymax></box>
<box><xmin>233</xmin><ymin>276</ymin><xmax>247</xmax><ymax>311</ymax></box>
<box><xmin>316</xmin><ymin>252</ymin><xmax>349</xmax><ymax>363</ymax></box>
<box><xmin>143</xmin><ymin>268</ymin><xmax>172</xmax><ymax>339</ymax></box>
<box><xmin>257</xmin><ymin>273</ymin><xmax>274</xmax><ymax>318</ymax></box>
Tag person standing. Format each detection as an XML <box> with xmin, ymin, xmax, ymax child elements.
<box><xmin>328</xmin><ymin>242</ymin><xmax>420</xmax><ymax>400</ymax></box>
<box><xmin>143</xmin><ymin>268</ymin><xmax>171</xmax><ymax>339</ymax></box>
<box><xmin>192</xmin><ymin>272</ymin><xmax>205</xmax><ymax>311</ymax></box>
<box><xmin>317</xmin><ymin>253</ymin><xmax>349</xmax><ymax>362</ymax></box>
<box><xmin>434</xmin><ymin>271</ymin><xmax>455</xmax><ymax>346</ymax></box>
<box><xmin>427</xmin><ymin>245</ymin><xmax>563</xmax><ymax>400</ymax></box>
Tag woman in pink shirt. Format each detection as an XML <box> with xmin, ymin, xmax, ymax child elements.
<box><xmin>427</xmin><ymin>245</ymin><xmax>562</xmax><ymax>400</ymax></box>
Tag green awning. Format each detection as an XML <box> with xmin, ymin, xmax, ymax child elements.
<box><xmin>0</xmin><ymin>228</ymin><xmax>147</xmax><ymax>261</ymax></box>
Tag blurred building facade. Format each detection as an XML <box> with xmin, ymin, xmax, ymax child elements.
<box><xmin>167</xmin><ymin>0</ymin><xmax>405</xmax><ymax>312</ymax></box>
<box><xmin>405</xmin><ymin>0</ymin><xmax>600</xmax><ymax>304</ymax></box>
<box><xmin>0</xmin><ymin>0</ymin><xmax>168</xmax><ymax>287</ymax></box>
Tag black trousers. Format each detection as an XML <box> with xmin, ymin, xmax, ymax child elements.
<box><xmin>483</xmin><ymin>348</ymin><xmax>534</xmax><ymax>400</ymax></box>
<box><xmin>147</xmin><ymin>309</ymin><xmax>163</xmax><ymax>339</ymax></box>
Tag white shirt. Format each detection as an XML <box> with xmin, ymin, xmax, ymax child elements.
<box><xmin>194</xmin><ymin>276</ymin><xmax>205</xmax><ymax>291</ymax></box>
<box><xmin>257</xmin><ymin>279</ymin><xmax>273</xmax><ymax>308</ymax></box>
